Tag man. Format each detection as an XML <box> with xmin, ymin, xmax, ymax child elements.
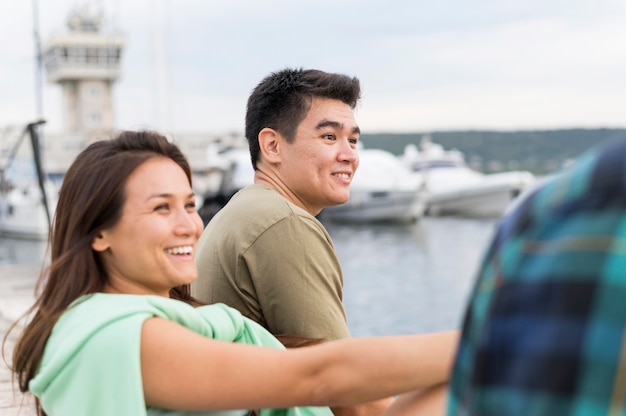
<box><xmin>193</xmin><ymin>68</ymin><xmax>392</xmax><ymax>415</ymax></box>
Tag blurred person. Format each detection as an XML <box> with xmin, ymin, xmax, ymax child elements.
<box><xmin>448</xmin><ymin>140</ymin><xmax>626</xmax><ymax>415</ymax></box>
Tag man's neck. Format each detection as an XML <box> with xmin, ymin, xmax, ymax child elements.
<box><xmin>254</xmin><ymin>170</ymin><xmax>320</xmax><ymax>216</ymax></box>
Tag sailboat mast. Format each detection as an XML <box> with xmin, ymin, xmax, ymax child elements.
<box><xmin>32</xmin><ymin>0</ymin><xmax>44</xmax><ymax>120</ymax></box>
<box><xmin>31</xmin><ymin>0</ymin><xmax>50</xmax><ymax>231</ymax></box>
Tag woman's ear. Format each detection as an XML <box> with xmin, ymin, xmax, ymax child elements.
<box><xmin>258</xmin><ymin>128</ymin><xmax>281</xmax><ymax>164</ymax></box>
<box><xmin>91</xmin><ymin>231</ymin><xmax>110</xmax><ymax>252</ymax></box>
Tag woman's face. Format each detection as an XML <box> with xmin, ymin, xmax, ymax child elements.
<box><xmin>92</xmin><ymin>157</ymin><xmax>204</xmax><ymax>296</ymax></box>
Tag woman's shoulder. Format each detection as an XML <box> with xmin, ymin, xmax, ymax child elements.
<box><xmin>63</xmin><ymin>295</ymin><xmax>252</xmax><ymax>340</ymax></box>
<box><xmin>68</xmin><ymin>292</ymin><xmax>189</xmax><ymax>316</ymax></box>
<box><xmin>50</xmin><ymin>293</ymin><xmax>198</xmax><ymax>344</ymax></box>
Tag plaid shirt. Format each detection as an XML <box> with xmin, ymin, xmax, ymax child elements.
<box><xmin>448</xmin><ymin>140</ymin><xmax>626</xmax><ymax>416</ymax></box>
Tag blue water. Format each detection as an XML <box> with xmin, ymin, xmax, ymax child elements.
<box><xmin>324</xmin><ymin>217</ymin><xmax>497</xmax><ymax>336</ymax></box>
<box><xmin>0</xmin><ymin>216</ymin><xmax>498</xmax><ymax>336</ymax></box>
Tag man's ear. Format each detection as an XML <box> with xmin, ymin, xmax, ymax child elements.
<box><xmin>258</xmin><ymin>128</ymin><xmax>282</xmax><ymax>164</ymax></box>
<box><xmin>91</xmin><ymin>231</ymin><xmax>110</xmax><ymax>252</ymax></box>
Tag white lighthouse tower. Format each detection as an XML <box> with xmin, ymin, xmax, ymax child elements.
<box><xmin>42</xmin><ymin>5</ymin><xmax>124</xmax><ymax>141</ymax></box>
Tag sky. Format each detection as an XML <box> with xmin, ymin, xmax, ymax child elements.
<box><xmin>2</xmin><ymin>0</ymin><xmax>626</xmax><ymax>136</ymax></box>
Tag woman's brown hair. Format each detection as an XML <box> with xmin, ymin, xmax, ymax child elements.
<box><xmin>3</xmin><ymin>131</ymin><xmax>199</xmax><ymax>415</ymax></box>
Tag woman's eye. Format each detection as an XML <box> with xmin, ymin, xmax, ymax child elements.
<box><xmin>155</xmin><ymin>204</ymin><xmax>169</xmax><ymax>211</ymax></box>
<box><xmin>186</xmin><ymin>202</ymin><xmax>197</xmax><ymax>210</ymax></box>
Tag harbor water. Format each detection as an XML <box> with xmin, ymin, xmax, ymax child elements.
<box><xmin>327</xmin><ymin>216</ymin><xmax>497</xmax><ymax>336</ymax></box>
<box><xmin>0</xmin><ymin>216</ymin><xmax>498</xmax><ymax>336</ymax></box>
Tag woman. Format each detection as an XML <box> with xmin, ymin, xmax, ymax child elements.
<box><xmin>7</xmin><ymin>130</ymin><xmax>457</xmax><ymax>416</ymax></box>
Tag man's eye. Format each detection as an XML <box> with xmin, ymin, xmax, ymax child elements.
<box><xmin>324</xmin><ymin>134</ymin><xmax>336</xmax><ymax>141</ymax></box>
<box><xmin>349</xmin><ymin>138</ymin><xmax>359</xmax><ymax>145</ymax></box>
<box><xmin>155</xmin><ymin>204</ymin><xmax>169</xmax><ymax>211</ymax></box>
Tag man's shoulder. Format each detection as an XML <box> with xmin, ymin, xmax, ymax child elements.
<box><xmin>201</xmin><ymin>185</ymin><xmax>330</xmax><ymax>249</ymax></box>
<box><xmin>219</xmin><ymin>185</ymin><xmax>316</xmax><ymax>222</ymax></box>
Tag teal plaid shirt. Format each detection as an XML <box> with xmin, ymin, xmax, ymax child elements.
<box><xmin>448</xmin><ymin>140</ymin><xmax>626</xmax><ymax>415</ymax></box>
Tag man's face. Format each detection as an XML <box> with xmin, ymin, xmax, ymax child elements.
<box><xmin>277</xmin><ymin>97</ymin><xmax>360</xmax><ymax>215</ymax></box>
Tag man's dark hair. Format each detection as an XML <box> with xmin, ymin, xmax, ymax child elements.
<box><xmin>245</xmin><ymin>68</ymin><xmax>361</xmax><ymax>169</ymax></box>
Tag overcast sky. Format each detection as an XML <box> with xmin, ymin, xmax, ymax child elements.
<box><xmin>2</xmin><ymin>0</ymin><xmax>626</xmax><ymax>135</ymax></box>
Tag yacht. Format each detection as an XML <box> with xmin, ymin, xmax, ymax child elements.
<box><xmin>0</xmin><ymin>121</ymin><xmax>54</xmax><ymax>240</ymax></box>
<box><xmin>401</xmin><ymin>137</ymin><xmax>535</xmax><ymax>218</ymax></box>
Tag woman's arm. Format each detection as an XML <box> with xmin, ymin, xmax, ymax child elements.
<box><xmin>141</xmin><ymin>317</ymin><xmax>458</xmax><ymax>412</ymax></box>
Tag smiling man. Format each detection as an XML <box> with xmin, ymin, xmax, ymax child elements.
<box><xmin>193</xmin><ymin>68</ymin><xmax>392</xmax><ymax>416</ymax></box>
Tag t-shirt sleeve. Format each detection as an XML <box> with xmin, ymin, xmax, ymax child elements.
<box><xmin>244</xmin><ymin>215</ymin><xmax>350</xmax><ymax>341</ymax></box>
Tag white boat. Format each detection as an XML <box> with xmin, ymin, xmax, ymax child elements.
<box><xmin>195</xmin><ymin>145</ymin><xmax>255</xmax><ymax>223</ymax></box>
<box><xmin>0</xmin><ymin>181</ymin><xmax>55</xmax><ymax>240</ymax></box>
<box><xmin>320</xmin><ymin>148</ymin><xmax>426</xmax><ymax>224</ymax></box>
<box><xmin>401</xmin><ymin>136</ymin><xmax>535</xmax><ymax>218</ymax></box>
<box><xmin>0</xmin><ymin>121</ymin><xmax>55</xmax><ymax>240</ymax></box>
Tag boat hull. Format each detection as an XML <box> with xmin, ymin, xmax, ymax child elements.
<box><xmin>321</xmin><ymin>190</ymin><xmax>426</xmax><ymax>224</ymax></box>
<box><xmin>0</xmin><ymin>186</ymin><xmax>54</xmax><ymax>241</ymax></box>
<box><xmin>425</xmin><ymin>171</ymin><xmax>534</xmax><ymax>218</ymax></box>
<box><xmin>427</xmin><ymin>186</ymin><xmax>520</xmax><ymax>218</ymax></box>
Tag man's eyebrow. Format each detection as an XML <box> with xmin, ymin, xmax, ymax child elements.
<box><xmin>315</xmin><ymin>120</ymin><xmax>341</xmax><ymax>130</ymax></box>
<box><xmin>315</xmin><ymin>120</ymin><xmax>361</xmax><ymax>135</ymax></box>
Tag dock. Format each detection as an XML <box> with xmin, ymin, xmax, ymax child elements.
<box><xmin>0</xmin><ymin>264</ymin><xmax>39</xmax><ymax>415</ymax></box>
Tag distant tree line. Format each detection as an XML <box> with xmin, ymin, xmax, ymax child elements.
<box><xmin>360</xmin><ymin>128</ymin><xmax>626</xmax><ymax>175</ymax></box>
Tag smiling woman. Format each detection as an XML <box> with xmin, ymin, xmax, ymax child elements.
<box><xmin>4</xmin><ymin>130</ymin><xmax>458</xmax><ymax>416</ymax></box>
<box><xmin>91</xmin><ymin>157</ymin><xmax>204</xmax><ymax>297</ymax></box>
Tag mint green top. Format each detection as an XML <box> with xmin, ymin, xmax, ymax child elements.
<box><xmin>29</xmin><ymin>293</ymin><xmax>333</xmax><ymax>416</ymax></box>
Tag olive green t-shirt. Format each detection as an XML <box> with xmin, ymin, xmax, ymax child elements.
<box><xmin>193</xmin><ymin>185</ymin><xmax>349</xmax><ymax>341</ymax></box>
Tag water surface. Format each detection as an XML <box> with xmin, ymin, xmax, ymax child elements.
<box><xmin>0</xmin><ymin>216</ymin><xmax>498</xmax><ymax>336</ymax></box>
